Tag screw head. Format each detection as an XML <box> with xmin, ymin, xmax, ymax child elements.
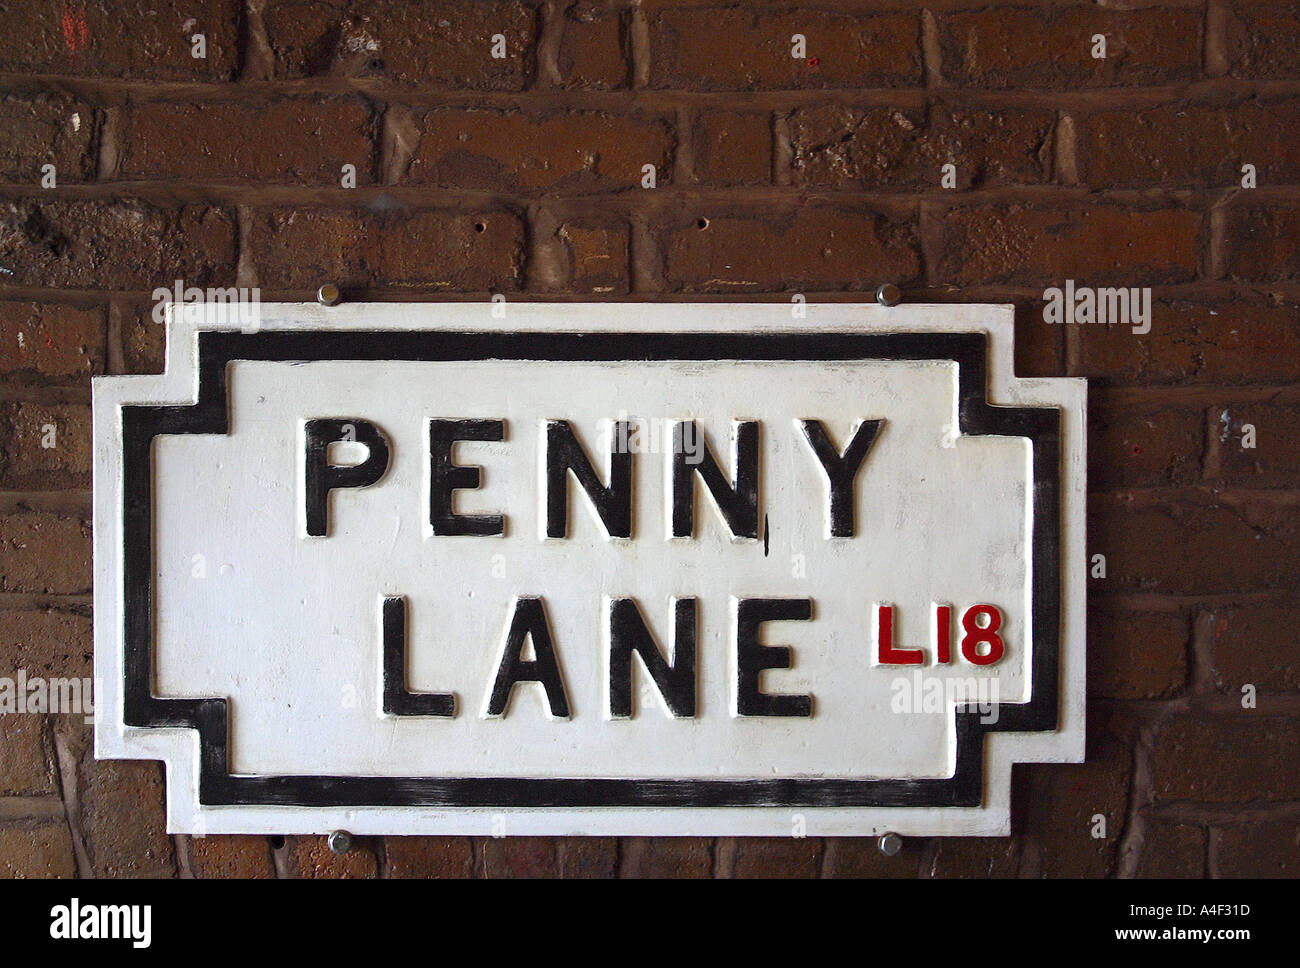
<box><xmin>327</xmin><ymin>830</ymin><xmax>353</xmax><ymax>854</ymax></box>
<box><xmin>876</xmin><ymin>283</ymin><xmax>902</xmax><ymax>307</ymax></box>
<box><xmin>878</xmin><ymin>832</ymin><xmax>903</xmax><ymax>856</ymax></box>
<box><xmin>317</xmin><ymin>283</ymin><xmax>342</xmax><ymax>307</ymax></box>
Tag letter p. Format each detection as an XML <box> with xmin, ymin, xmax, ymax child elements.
<box><xmin>304</xmin><ymin>418</ymin><xmax>391</xmax><ymax>536</ymax></box>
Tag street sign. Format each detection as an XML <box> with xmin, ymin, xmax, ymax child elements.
<box><xmin>93</xmin><ymin>302</ymin><xmax>1085</xmax><ymax>837</ymax></box>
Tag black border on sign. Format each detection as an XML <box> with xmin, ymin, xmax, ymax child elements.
<box><xmin>118</xmin><ymin>330</ymin><xmax>1061</xmax><ymax>808</ymax></box>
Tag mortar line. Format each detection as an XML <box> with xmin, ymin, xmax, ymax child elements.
<box><xmin>51</xmin><ymin>727</ymin><xmax>92</xmax><ymax>878</ymax></box>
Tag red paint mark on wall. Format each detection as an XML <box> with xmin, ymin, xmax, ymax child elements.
<box><xmin>62</xmin><ymin>4</ymin><xmax>89</xmax><ymax>52</ymax></box>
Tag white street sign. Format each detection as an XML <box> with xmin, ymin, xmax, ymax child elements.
<box><xmin>93</xmin><ymin>302</ymin><xmax>1086</xmax><ymax>837</ymax></box>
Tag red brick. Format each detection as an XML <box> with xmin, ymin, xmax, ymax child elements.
<box><xmin>0</xmin><ymin>0</ymin><xmax>239</xmax><ymax>79</ymax></box>
<box><xmin>791</xmin><ymin>104</ymin><xmax>1054</xmax><ymax>190</ymax></box>
<box><xmin>403</xmin><ymin>109</ymin><xmax>672</xmax><ymax>191</ymax></box>
<box><xmin>557</xmin><ymin>218</ymin><xmax>629</xmax><ymax>294</ymax></box>
<box><xmin>1088</xmin><ymin>605</ymin><xmax>1189</xmax><ymax>700</ymax></box>
<box><xmin>823</xmin><ymin>835</ymin><xmax>922</xmax><ymax>878</ymax></box>
<box><xmin>1074</xmin><ymin>300</ymin><xmax>1300</xmax><ymax>387</ymax></box>
<box><xmin>1089</xmin><ymin>504</ymin><xmax>1300</xmax><ymax>595</ymax></box>
<box><xmin>264</xmin><ymin>0</ymin><xmax>538</xmax><ymax>89</ymax></box>
<box><xmin>1223</xmin><ymin>2</ymin><xmax>1300</xmax><ymax>78</ymax></box>
<box><xmin>119</xmin><ymin>99</ymin><xmax>377</xmax><ymax>184</ymax></box>
<box><xmin>1028</xmin><ymin>733</ymin><xmax>1132</xmax><ymax>877</ymax></box>
<box><xmin>929</xmin><ymin>837</ymin><xmax>1021</xmax><ymax>877</ymax></box>
<box><xmin>1216</xmin><ymin>822</ymin><xmax>1300</xmax><ymax>877</ymax></box>
<box><xmin>1008</xmin><ymin>300</ymin><xmax>1064</xmax><ymax>377</ymax></box>
<box><xmin>557</xmin><ymin>837</ymin><xmax>618</xmax><ymax>878</ymax></box>
<box><xmin>0</xmin><ymin>199</ymin><xmax>237</xmax><ymax>291</ymax></box>
<box><xmin>0</xmin><ymin>823</ymin><xmax>77</xmax><ymax>878</ymax></box>
<box><xmin>619</xmin><ymin>837</ymin><xmax>712</xmax><ymax>878</ymax></box>
<box><xmin>0</xmin><ymin>94</ymin><xmax>95</xmax><ymax>184</ymax></box>
<box><xmin>1135</xmin><ymin>822</ymin><xmax>1205</xmax><ymax>877</ymax></box>
<box><xmin>937</xmin><ymin>7</ymin><xmax>1200</xmax><ymax>89</ymax></box>
<box><xmin>0</xmin><ymin>0</ymin><xmax>1289</xmax><ymax>887</ymax></box>
<box><xmin>662</xmin><ymin>206</ymin><xmax>919</xmax><ymax>292</ymax></box>
<box><xmin>188</xmin><ymin>835</ymin><xmax>274</xmax><ymax>878</ymax></box>
<box><xmin>940</xmin><ymin>205</ymin><xmax>1200</xmax><ymax>287</ymax></box>
<box><xmin>0</xmin><ymin>608</ymin><xmax>92</xmax><ymax>680</ymax></box>
<box><xmin>0</xmin><ymin>403</ymin><xmax>91</xmax><ymax>490</ymax></box>
<box><xmin>648</xmin><ymin>9</ymin><xmax>921</xmax><ymax>90</ymax></box>
<box><xmin>119</xmin><ymin>301</ymin><xmax>166</xmax><ymax>375</ymax></box>
<box><xmin>248</xmin><ymin>207</ymin><xmax>524</xmax><ymax>291</ymax></box>
<box><xmin>558</xmin><ymin>3</ymin><xmax>627</xmax><ymax>89</ymax></box>
<box><xmin>693</xmin><ymin>110</ymin><xmax>771</xmax><ymax>186</ymax></box>
<box><xmin>1082</xmin><ymin>100</ymin><xmax>1300</xmax><ymax>189</ymax></box>
<box><xmin>0</xmin><ymin>302</ymin><xmax>104</xmax><ymax>386</ymax></box>
<box><xmin>1209</xmin><ymin>600</ymin><xmax>1300</xmax><ymax>693</ymax></box>
<box><xmin>383</xmin><ymin>836</ymin><xmax>474</xmax><ymax>878</ymax></box>
<box><xmin>1223</xmin><ymin>203</ymin><xmax>1300</xmax><ymax>282</ymax></box>
<box><xmin>0</xmin><ymin>512</ymin><xmax>92</xmax><ymax>595</ymax></box>
<box><xmin>482</xmin><ymin>836</ymin><xmax>556</xmax><ymax>878</ymax></box>
<box><xmin>1215</xmin><ymin>403</ymin><xmax>1300</xmax><ymax>487</ymax></box>
<box><xmin>0</xmin><ymin>715</ymin><xmax>55</xmax><ymax>795</ymax></box>
<box><xmin>283</xmin><ymin>835</ymin><xmax>378</xmax><ymax>878</ymax></box>
<box><xmin>1089</xmin><ymin>399</ymin><xmax>1203</xmax><ymax>488</ymax></box>
<box><xmin>720</xmin><ymin>836</ymin><xmax>821</xmax><ymax>878</ymax></box>
<box><xmin>1151</xmin><ymin>717</ymin><xmax>1300</xmax><ymax>802</ymax></box>
<box><xmin>73</xmin><ymin>748</ymin><xmax>176</xmax><ymax>877</ymax></box>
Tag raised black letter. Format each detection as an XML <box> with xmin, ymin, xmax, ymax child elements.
<box><xmin>304</xmin><ymin>418</ymin><xmax>390</xmax><ymax>537</ymax></box>
<box><xmin>735</xmin><ymin>598</ymin><xmax>813</xmax><ymax>717</ymax></box>
<box><xmin>486</xmin><ymin>597</ymin><xmax>570</xmax><ymax>718</ymax></box>
<box><xmin>381</xmin><ymin>596</ymin><xmax>456</xmax><ymax>717</ymax></box>
<box><xmin>429</xmin><ymin>419</ymin><xmax>505</xmax><ymax>536</ymax></box>
<box><xmin>799</xmin><ymin>419</ymin><xmax>883</xmax><ymax>537</ymax></box>
<box><xmin>609</xmin><ymin>598</ymin><xmax>696</xmax><ymax>718</ymax></box>
<box><xmin>546</xmin><ymin>420</ymin><xmax>632</xmax><ymax>538</ymax></box>
<box><xmin>672</xmin><ymin>420</ymin><xmax>759</xmax><ymax>538</ymax></box>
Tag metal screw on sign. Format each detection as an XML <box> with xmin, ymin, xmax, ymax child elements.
<box><xmin>327</xmin><ymin>830</ymin><xmax>353</xmax><ymax>854</ymax></box>
<box><xmin>317</xmin><ymin>283</ymin><xmax>342</xmax><ymax>307</ymax></box>
<box><xmin>878</xmin><ymin>832</ymin><xmax>903</xmax><ymax>856</ymax></box>
<box><xmin>876</xmin><ymin>284</ymin><xmax>902</xmax><ymax>307</ymax></box>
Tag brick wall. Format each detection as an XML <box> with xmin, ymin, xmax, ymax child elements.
<box><xmin>0</xmin><ymin>0</ymin><xmax>1296</xmax><ymax>878</ymax></box>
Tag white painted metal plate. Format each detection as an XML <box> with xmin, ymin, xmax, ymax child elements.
<box><xmin>93</xmin><ymin>302</ymin><xmax>1086</xmax><ymax>837</ymax></box>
